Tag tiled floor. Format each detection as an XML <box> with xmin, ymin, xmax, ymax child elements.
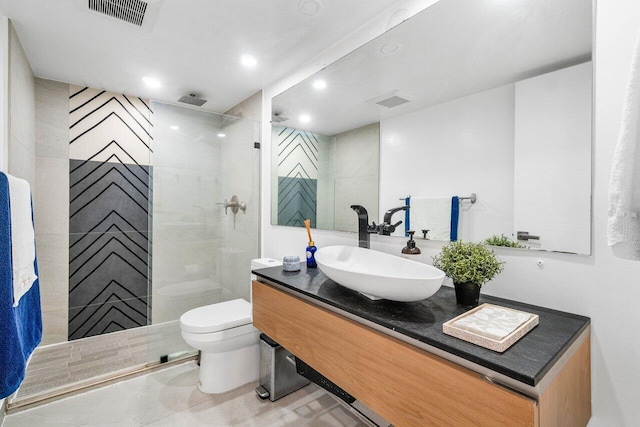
<box><xmin>13</xmin><ymin>327</ymin><xmax>148</xmax><ymax>402</ymax></box>
<box><xmin>3</xmin><ymin>361</ymin><xmax>369</xmax><ymax>427</ymax></box>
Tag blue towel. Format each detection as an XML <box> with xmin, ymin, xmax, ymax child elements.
<box><xmin>404</xmin><ymin>196</ymin><xmax>411</xmax><ymax>236</ymax></box>
<box><xmin>450</xmin><ymin>196</ymin><xmax>460</xmax><ymax>241</ymax></box>
<box><xmin>0</xmin><ymin>173</ymin><xmax>42</xmax><ymax>399</ymax></box>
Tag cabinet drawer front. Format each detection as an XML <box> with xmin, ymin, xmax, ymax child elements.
<box><xmin>252</xmin><ymin>281</ymin><xmax>538</xmax><ymax>427</ymax></box>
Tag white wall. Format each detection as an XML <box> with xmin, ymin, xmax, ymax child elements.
<box><xmin>260</xmin><ymin>1</ymin><xmax>640</xmax><ymax>425</ymax></box>
<box><xmin>380</xmin><ymin>84</ymin><xmax>515</xmax><ymax>242</ymax></box>
<box><xmin>514</xmin><ymin>62</ymin><xmax>592</xmax><ymax>254</ymax></box>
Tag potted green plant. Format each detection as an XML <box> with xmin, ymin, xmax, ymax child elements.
<box><xmin>483</xmin><ymin>234</ymin><xmax>527</xmax><ymax>249</ymax></box>
<box><xmin>432</xmin><ymin>241</ymin><xmax>504</xmax><ymax>306</ymax></box>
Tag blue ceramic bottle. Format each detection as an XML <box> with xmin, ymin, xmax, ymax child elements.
<box><xmin>306</xmin><ymin>242</ymin><xmax>317</xmax><ymax>268</ymax></box>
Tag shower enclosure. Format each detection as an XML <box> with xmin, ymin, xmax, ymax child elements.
<box><xmin>146</xmin><ymin>101</ymin><xmax>261</xmax><ymax>363</ymax></box>
<box><xmin>8</xmin><ymin>98</ymin><xmax>260</xmax><ymax>408</ymax></box>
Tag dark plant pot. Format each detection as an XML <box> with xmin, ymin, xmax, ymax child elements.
<box><xmin>454</xmin><ymin>282</ymin><xmax>481</xmax><ymax>307</ymax></box>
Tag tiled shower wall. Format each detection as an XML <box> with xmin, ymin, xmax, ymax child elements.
<box><xmin>34</xmin><ymin>80</ymin><xmax>153</xmax><ymax>343</ymax></box>
<box><xmin>34</xmin><ymin>82</ymin><xmax>259</xmax><ymax>346</ymax></box>
<box><xmin>34</xmin><ymin>78</ymin><xmax>69</xmax><ymax>345</ymax></box>
<box><xmin>68</xmin><ymin>86</ymin><xmax>152</xmax><ymax>339</ymax></box>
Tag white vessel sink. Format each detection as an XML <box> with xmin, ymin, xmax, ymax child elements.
<box><xmin>314</xmin><ymin>245</ymin><xmax>445</xmax><ymax>302</ymax></box>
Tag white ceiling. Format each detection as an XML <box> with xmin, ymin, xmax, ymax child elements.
<box><xmin>273</xmin><ymin>0</ymin><xmax>593</xmax><ymax>136</ymax></box>
<box><xmin>0</xmin><ymin>0</ymin><xmax>403</xmax><ymax>113</ymax></box>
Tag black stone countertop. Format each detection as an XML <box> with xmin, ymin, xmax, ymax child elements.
<box><xmin>253</xmin><ymin>265</ymin><xmax>590</xmax><ymax>387</ymax></box>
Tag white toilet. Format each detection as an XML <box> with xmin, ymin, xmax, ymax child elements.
<box><xmin>179</xmin><ymin>258</ymin><xmax>281</xmax><ymax>394</ymax></box>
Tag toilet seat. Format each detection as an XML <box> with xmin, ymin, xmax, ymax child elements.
<box><xmin>180</xmin><ymin>298</ymin><xmax>252</xmax><ymax>334</ymax></box>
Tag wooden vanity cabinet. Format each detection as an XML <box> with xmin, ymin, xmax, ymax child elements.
<box><xmin>252</xmin><ymin>281</ymin><xmax>590</xmax><ymax>427</ymax></box>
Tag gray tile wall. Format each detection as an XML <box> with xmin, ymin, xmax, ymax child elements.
<box><xmin>68</xmin><ymin>159</ymin><xmax>150</xmax><ymax>339</ymax></box>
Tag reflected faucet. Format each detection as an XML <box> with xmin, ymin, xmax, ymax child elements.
<box><xmin>350</xmin><ymin>205</ymin><xmax>379</xmax><ymax>249</ymax></box>
<box><xmin>379</xmin><ymin>206</ymin><xmax>410</xmax><ymax>236</ymax></box>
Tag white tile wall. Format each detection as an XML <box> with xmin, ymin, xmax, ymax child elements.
<box><xmin>34</xmin><ymin>156</ymin><xmax>69</xmax><ymax>235</ymax></box>
<box><xmin>33</xmin><ymin>78</ymin><xmax>71</xmax><ymax>345</ymax></box>
<box><xmin>8</xmin><ymin>23</ymin><xmax>71</xmax><ymax>349</ymax></box>
<box><xmin>8</xmin><ymin>134</ymin><xmax>35</xmax><ymax>186</ymax></box>
<box><xmin>8</xmin><ymin>25</ymin><xmax>35</xmax><ymax>187</ymax></box>
<box><xmin>35</xmin><ymin>78</ymin><xmax>68</xmax><ymax>158</ymax></box>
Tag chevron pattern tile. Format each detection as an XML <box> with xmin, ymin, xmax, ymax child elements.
<box><xmin>275</xmin><ymin>126</ymin><xmax>318</xmax><ymax>227</ymax></box>
<box><xmin>68</xmin><ymin>86</ymin><xmax>152</xmax><ymax>340</ymax></box>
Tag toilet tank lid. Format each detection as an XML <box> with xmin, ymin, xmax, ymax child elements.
<box><xmin>251</xmin><ymin>258</ymin><xmax>282</xmax><ymax>269</ymax></box>
<box><xmin>180</xmin><ymin>299</ymin><xmax>252</xmax><ymax>333</ymax></box>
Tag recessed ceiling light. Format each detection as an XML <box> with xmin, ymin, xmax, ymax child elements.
<box><xmin>142</xmin><ymin>76</ymin><xmax>161</xmax><ymax>89</ymax></box>
<box><xmin>313</xmin><ymin>79</ymin><xmax>327</xmax><ymax>90</ymax></box>
<box><xmin>379</xmin><ymin>42</ymin><xmax>403</xmax><ymax>55</ymax></box>
<box><xmin>241</xmin><ymin>54</ymin><xmax>257</xmax><ymax>68</ymax></box>
<box><xmin>217</xmin><ymin>133</ymin><xmax>226</xmax><ymax>138</ymax></box>
<box><xmin>170</xmin><ymin>125</ymin><xmax>179</xmax><ymax>130</ymax></box>
<box><xmin>299</xmin><ymin>114</ymin><xmax>311</xmax><ymax>123</ymax></box>
<box><xmin>298</xmin><ymin>0</ymin><xmax>323</xmax><ymax>15</ymax></box>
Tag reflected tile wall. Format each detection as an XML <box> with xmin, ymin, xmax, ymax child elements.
<box><xmin>333</xmin><ymin>123</ymin><xmax>380</xmax><ymax>233</ymax></box>
<box><xmin>273</xmin><ymin>126</ymin><xmax>319</xmax><ymax>227</ymax></box>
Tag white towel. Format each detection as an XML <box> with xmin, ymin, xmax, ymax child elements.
<box><xmin>608</xmin><ymin>29</ymin><xmax>640</xmax><ymax>261</ymax></box>
<box><xmin>410</xmin><ymin>197</ymin><xmax>451</xmax><ymax>241</ymax></box>
<box><xmin>6</xmin><ymin>174</ymin><xmax>38</xmax><ymax>307</ymax></box>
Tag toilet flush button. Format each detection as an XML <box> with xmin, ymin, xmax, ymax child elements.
<box><xmin>536</xmin><ymin>260</ymin><xmax>544</xmax><ymax>268</ymax></box>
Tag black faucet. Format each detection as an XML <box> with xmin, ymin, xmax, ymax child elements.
<box><xmin>350</xmin><ymin>205</ymin><xmax>379</xmax><ymax>248</ymax></box>
<box><xmin>379</xmin><ymin>205</ymin><xmax>410</xmax><ymax>235</ymax></box>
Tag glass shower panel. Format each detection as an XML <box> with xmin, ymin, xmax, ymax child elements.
<box><xmin>146</xmin><ymin>102</ymin><xmax>260</xmax><ymax>364</ymax></box>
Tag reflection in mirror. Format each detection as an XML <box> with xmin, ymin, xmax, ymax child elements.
<box><xmin>271</xmin><ymin>0</ymin><xmax>592</xmax><ymax>254</ymax></box>
<box><xmin>271</xmin><ymin>123</ymin><xmax>379</xmax><ymax>232</ymax></box>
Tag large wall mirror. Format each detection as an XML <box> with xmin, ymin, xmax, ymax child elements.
<box><xmin>271</xmin><ymin>0</ymin><xmax>593</xmax><ymax>254</ymax></box>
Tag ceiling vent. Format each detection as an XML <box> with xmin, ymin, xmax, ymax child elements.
<box><xmin>82</xmin><ymin>0</ymin><xmax>162</xmax><ymax>31</ymax></box>
<box><xmin>89</xmin><ymin>0</ymin><xmax>148</xmax><ymax>26</ymax></box>
<box><xmin>178</xmin><ymin>94</ymin><xmax>208</xmax><ymax>107</ymax></box>
<box><xmin>367</xmin><ymin>90</ymin><xmax>414</xmax><ymax>109</ymax></box>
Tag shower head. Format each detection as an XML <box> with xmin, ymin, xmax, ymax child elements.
<box><xmin>272</xmin><ymin>112</ymin><xmax>289</xmax><ymax>123</ymax></box>
<box><xmin>178</xmin><ymin>93</ymin><xmax>207</xmax><ymax>107</ymax></box>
